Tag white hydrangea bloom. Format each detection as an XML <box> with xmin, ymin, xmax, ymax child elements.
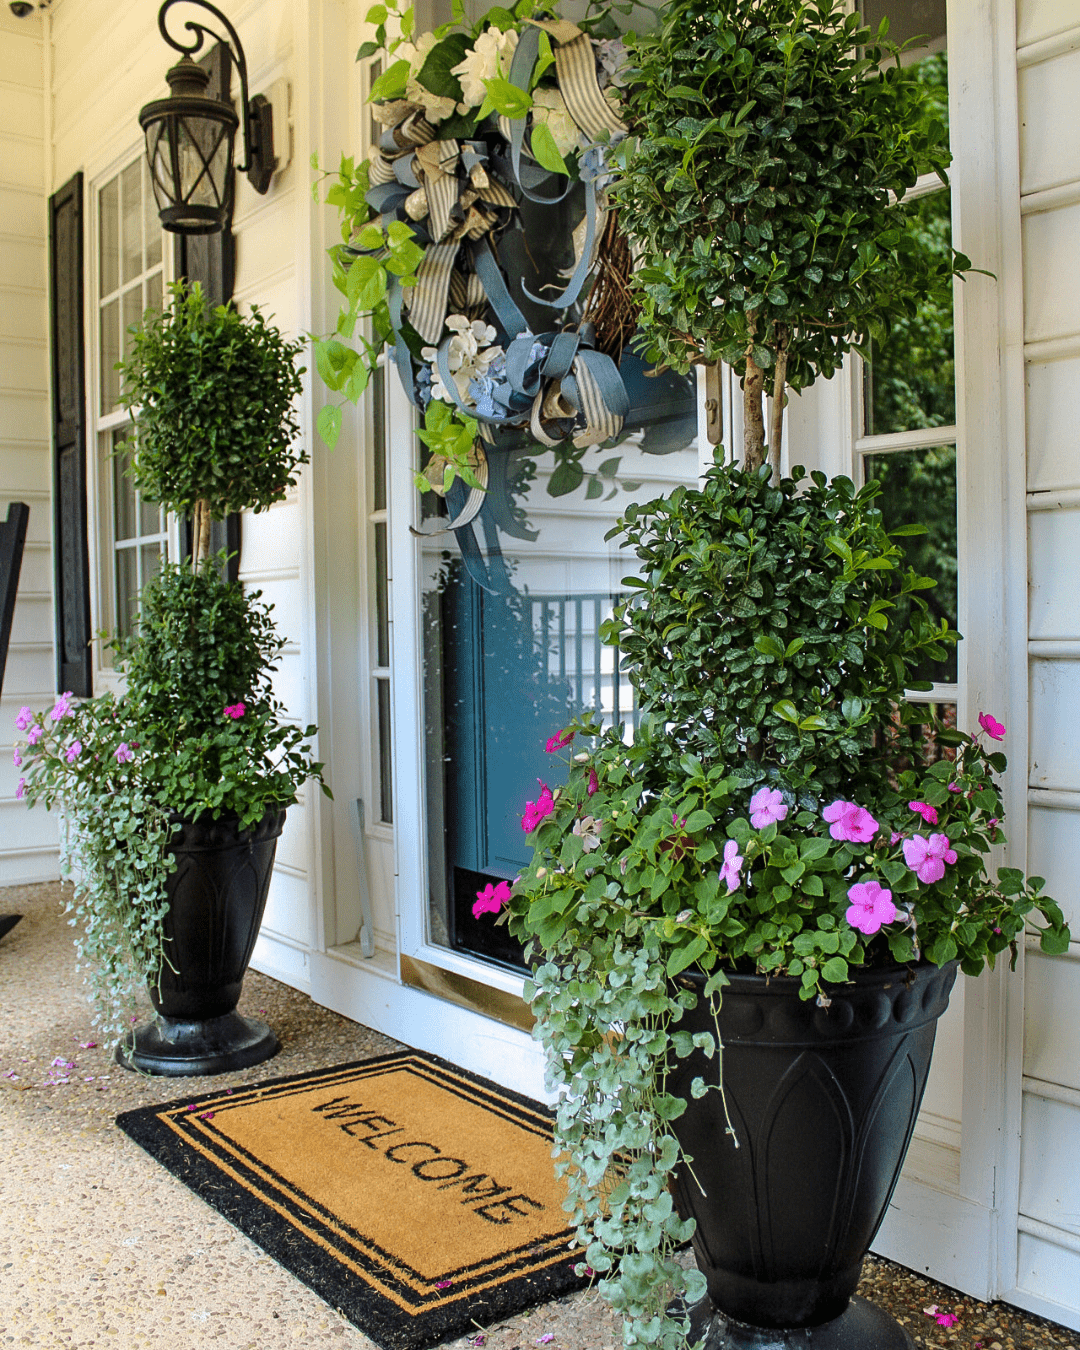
<box><xmin>531</xmin><ymin>87</ymin><xmax>582</xmax><ymax>159</ymax></box>
<box><xmin>405</xmin><ymin>76</ymin><xmax>457</xmax><ymax>122</ymax></box>
<box><xmin>394</xmin><ymin>32</ymin><xmax>456</xmax><ymax>122</ymax></box>
<box><xmin>451</xmin><ymin>27</ymin><xmax>519</xmax><ymax>110</ymax></box>
<box><xmin>422</xmin><ymin>315</ymin><xmax>503</xmax><ymax>405</ymax></box>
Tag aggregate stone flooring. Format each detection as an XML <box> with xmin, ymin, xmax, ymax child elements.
<box><xmin>1</xmin><ymin>880</ymin><xmax>1077</xmax><ymax>1350</ymax></box>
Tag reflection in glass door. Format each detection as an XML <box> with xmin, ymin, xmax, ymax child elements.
<box><xmin>422</xmin><ymin>370</ymin><xmax>702</xmax><ymax>971</ymax></box>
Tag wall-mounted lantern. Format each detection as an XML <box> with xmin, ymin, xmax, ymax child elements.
<box><xmin>138</xmin><ymin>0</ymin><xmax>274</xmax><ymax>235</ymax></box>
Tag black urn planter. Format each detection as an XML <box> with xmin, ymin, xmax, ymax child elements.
<box><xmin>667</xmin><ymin>961</ymin><xmax>958</xmax><ymax>1350</ymax></box>
<box><xmin>116</xmin><ymin>808</ymin><xmax>287</xmax><ymax>1077</ymax></box>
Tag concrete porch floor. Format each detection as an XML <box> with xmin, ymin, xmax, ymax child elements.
<box><xmin>1</xmin><ymin>880</ymin><xmax>1076</xmax><ymax>1350</ymax></box>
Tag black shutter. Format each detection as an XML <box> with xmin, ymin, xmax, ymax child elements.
<box><xmin>48</xmin><ymin>172</ymin><xmax>93</xmax><ymax>698</ymax></box>
<box><xmin>175</xmin><ymin>41</ymin><xmax>239</xmax><ymax>582</ymax></box>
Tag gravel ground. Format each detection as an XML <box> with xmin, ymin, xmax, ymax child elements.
<box><xmin>1</xmin><ymin>881</ymin><xmax>1076</xmax><ymax>1350</ymax></box>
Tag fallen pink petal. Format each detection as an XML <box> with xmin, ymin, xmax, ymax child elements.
<box><xmin>936</xmin><ymin>1313</ymin><xmax>959</xmax><ymax>1328</ymax></box>
<box><xmin>536</xmin><ymin>1335</ymin><xmax>555</xmax><ymax>1344</ymax></box>
<box><xmin>435</xmin><ymin>1279</ymin><xmax>452</xmax><ymax>1290</ymax></box>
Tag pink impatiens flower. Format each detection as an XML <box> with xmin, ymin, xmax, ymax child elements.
<box><xmin>587</xmin><ymin>768</ymin><xmax>598</xmax><ymax>797</ymax></box>
<box><xmin>15</xmin><ymin>706</ymin><xmax>33</xmax><ymax>732</ymax></box>
<box><xmin>223</xmin><ymin>702</ymin><xmax>246</xmax><ymax>719</ymax></box>
<box><xmin>472</xmin><ymin>879</ymin><xmax>512</xmax><ymax>919</ymax></box>
<box><xmin>978</xmin><ymin>711</ymin><xmax>1005</xmax><ymax>741</ymax></box>
<box><xmin>719</xmin><ymin>839</ymin><xmax>743</xmax><ymax>893</ymax></box>
<box><xmin>902</xmin><ymin>833</ymin><xmax>957</xmax><ymax>884</ymax></box>
<box><xmin>749</xmin><ymin>786</ymin><xmax>788</xmax><ymax>829</ymax></box>
<box><xmin>521</xmin><ymin>782</ymin><xmax>555</xmax><ymax>833</ymax></box>
<box><xmin>845</xmin><ymin>880</ymin><xmax>897</xmax><ymax>935</ymax></box>
<box><xmin>908</xmin><ymin>800</ymin><xmax>938</xmax><ymax>826</ymax></box>
<box><xmin>65</xmin><ymin>740</ymin><xmax>82</xmax><ymax>763</ymax></box>
<box><xmin>545</xmin><ymin>728</ymin><xmax>574</xmax><ymax>753</ymax></box>
<box><xmin>50</xmin><ymin>692</ymin><xmax>74</xmax><ymax>722</ymax></box>
<box><xmin>27</xmin><ymin>724</ymin><xmax>42</xmax><ymax>746</ymax></box>
<box><xmin>822</xmin><ymin>800</ymin><xmax>879</xmax><ymax>844</ymax></box>
<box><xmin>115</xmin><ymin>743</ymin><xmax>134</xmax><ymax>764</ymax></box>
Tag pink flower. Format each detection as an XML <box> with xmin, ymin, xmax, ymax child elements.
<box><xmin>936</xmin><ymin>1313</ymin><xmax>959</xmax><ymax>1328</ymax></box>
<box><xmin>27</xmin><ymin>724</ymin><xmax>42</xmax><ymax>746</ymax></box>
<box><xmin>14</xmin><ymin>706</ymin><xmax>33</xmax><ymax>732</ymax></box>
<box><xmin>65</xmin><ymin>740</ymin><xmax>82</xmax><ymax>763</ymax></box>
<box><xmin>719</xmin><ymin>838</ymin><xmax>743</xmax><ymax>893</ymax></box>
<box><xmin>978</xmin><ymin>712</ymin><xmax>1005</xmax><ymax>740</ymax></box>
<box><xmin>545</xmin><ymin>728</ymin><xmax>574</xmax><ymax>753</ymax></box>
<box><xmin>472</xmin><ymin>879</ymin><xmax>512</xmax><ymax>919</ymax></box>
<box><xmin>672</xmin><ymin>812</ymin><xmax>685</xmax><ymax>829</ymax></box>
<box><xmin>908</xmin><ymin>800</ymin><xmax>938</xmax><ymax>826</ymax></box>
<box><xmin>822</xmin><ymin>800</ymin><xmax>879</xmax><ymax>844</ymax></box>
<box><xmin>890</xmin><ymin>831</ymin><xmax>902</xmax><ymax>845</ymax></box>
<box><xmin>902</xmin><ymin>832</ymin><xmax>957</xmax><ymax>884</ymax></box>
<box><xmin>435</xmin><ymin>1279</ymin><xmax>452</xmax><ymax>1290</ymax></box>
<box><xmin>12</xmin><ymin>778</ymin><xmax>23</xmax><ymax>800</ymax></box>
<box><xmin>223</xmin><ymin>702</ymin><xmax>246</xmax><ymax>719</ymax></box>
<box><xmin>50</xmin><ymin>692</ymin><xmax>73</xmax><ymax>722</ymax></box>
<box><xmin>947</xmin><ymin>782</ymin><xmax>961</xmax><ymax>793</ymax></box>
<box><xmin>12</xmin><ymin>747</ymin><xmax>22</xmax><ymax>768</ymax></box>
<box><xmin>198</xmin><ymin>1111</ymin><xmax>215</xmax><ymax>1121</ymax></box>
<box><xmin>587</xmin><ymin>768</ymin><xmax>598</xmax><ymax>797</ymax></box>
<box><xmin>749</xmin><ymin>786</ymin><xmax>788</xmax><ymax>829</ymax></box>
<box><xmin>115</xmin><ymin>743</ymin><xmax>134</xmax><ymax>764</ymax></box>
<box><xmin>845</xmin><ymin>880</ymin><xmax>897</xmax><ymax>935</ymax></box>
<box><xmin>522</xmin><ymin>782</ymin><xmax>555</xmax><ymax>833</ymax></box>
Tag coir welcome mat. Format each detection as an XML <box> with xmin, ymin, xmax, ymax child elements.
<box><xmin>116</xmin><ymin>1051</ymin><xmax>586</xmax><ymax>1349</ymax></box>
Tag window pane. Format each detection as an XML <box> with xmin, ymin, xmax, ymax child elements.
<box><xmin>377</xmin><ymin>677</ymin><xmax>393</xmax><ymax>825</ymax></box>
<box><xmin>143</xmin><ymin>158</ymin><xmax>162</xmax><ymax>270</ymax></box>
<box><xmin>122</xmin><ymin>285</ymin><xmax>143</xmax><ymax>366</ymax></box>
<box><xmin>99</xmin><ymin>176</ymin><xmax>118</xmax><ymax>298</ymax></box>
<box><xmin>860</xmin><ymin>0</ymin><xmax>946</xmax><ymax>58</ymax></box>
<box><xmin>146</xmin><ymin>269</ymin><xmax>163</xmax><ymax>317</ymax></box>
<box><xmin>373</xmin><ymin>363</ymin><xmax>387</xmax><ymax>513</ymax></box>
<box><xmin>374</xmin><ymin>520</ymin><xmax>390</xmax><ymax>668</ymax></box>
<box><xmin>864</xmin><ymin>188</ymin><xmax>954</xmax><ymax>437</ymax></box>
<box><xmin>100</xmin><ymin>297</ymin><xmax>120</xmax><ymax>414</ymax></box>
<box><xmin>115</xmin><ymin>546</ymin><xmax>138</xmax><ymax>638</ymax></box>
<box><xmin>112</xmin><ymin>435</ymin><xmax>136</xmax><ymax>541</ymax></box>
<box><xmin>864</xmin><ymin>445</ymin><xmax>958</xmax><ymax>684</ymax></box>
<box><xmin>141</xmin><ymin>543</ymin><xmax>163</xmax><ymax>592</ymax></box>
<box><xmin>121</xmin><ymin>159</ymin><xmax>142</xmax><ymax>285</ymax></box>
<box><xmin>139</xmin><ymin>491</ymin><xmax>162</xmax><ymax>538</ymax></box>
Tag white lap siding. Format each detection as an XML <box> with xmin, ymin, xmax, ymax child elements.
<box><xmin>0</xmin><ymin>6</ymin><xmax>58</xmax><ymax>884</ymax></box>
<box><xmin>1014</xmin><ymin>0</ymin><xmax>1080</xmax><ymax>1327</ymax></box>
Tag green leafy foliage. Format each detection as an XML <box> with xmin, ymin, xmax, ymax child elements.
<box><xmin>118</xmin><ymin>282</ymin><xmax>306</xmax><ymax>519</ymax></box>
<box><xmin>613</xmin><ymin>0</ymin><xmax>967</xmax><ymax>391</ymax></box>
<box><xmin>606</xmin><ymin>458</ymin><xmax>954</xmax><ymax>800</ymax></box>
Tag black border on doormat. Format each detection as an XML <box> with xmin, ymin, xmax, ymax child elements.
<box><xmin>115</xmin><ymin>1050</ymin><xmax>588</xmax><ymax>1350</ymax></box>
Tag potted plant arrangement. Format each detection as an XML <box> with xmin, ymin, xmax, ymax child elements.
<box><xmin>13</xmin><ymin>283</ymin><xmax>327</xmax><ymax>1076</ymax></box>
<box><xmin>466</xmin><ymin>3</ymin><xmax>1072</xmax><ymax>1349</ymax></box>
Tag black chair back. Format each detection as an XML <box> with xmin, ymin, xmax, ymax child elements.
<box><xmin>0</xmin><ymin>502</ymin><xmax>30</xmax><ymax>700</ymax></box>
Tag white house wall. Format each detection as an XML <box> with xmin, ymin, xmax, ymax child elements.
<box><xmin>1013</xmin><ymin>0</ymin><xmax>1080</xmax><ymax>1328</ymax></box>
<box><xmin>0</xmin><ymin>6</ymin><xmax>58</xmax><ymax>884</ymax></box>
